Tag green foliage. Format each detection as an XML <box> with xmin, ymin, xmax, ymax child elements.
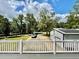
<box><xmin>0</xmin><ymin>15</ymin><xmax>10</xmax><ymax>36</ymax></box>
<box><xmin>3</xmin><ymin>18</ymin><xmax>10</xmax><ymax>36</ymax></box>
<box><xmin>0</xmin><ymin>8</ymin><xmax>62</xmax><ymax>36</ymax></box>
<box><xmin>25</xmin><ymin>13</ymin><xmax>37</xmax><ymax>34</ymax></box>
<box><xmin>37</xmin><ymin>9</ymin><xmax>58</xmax><ymax>35</ymax></box>
<box><xmin>11</xmin><ymin>14</ymin><xmax>26</xmax><ymax>34</ymax></box>
<box><xmin>17</xmin><ymin>14</ymin><xmax>24</xmax><ymax>34</ymax></box>
<box><xmin>10</xmin><ymin>18</ymin><xmax>20</xmax><ymax>33</ymax></box>
<box><xmin>64</xmin><ymin>14</ymin><xmax>79</xmax><ymax>29</ymax></box>
<box><xmin>58</xmin><ymin>22</ymin><xmax>65</xmax><ymax>28</ymax></box>
<box><xmin>0</xmin><ymin>15</ymin><xmax>4</xmax><ymax>33</ymax></box>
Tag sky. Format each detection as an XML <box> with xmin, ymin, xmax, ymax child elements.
<box><xmin>0</xmin><ymin>0</ymin><xmax>76</xmax><ymax>21</ymax></box>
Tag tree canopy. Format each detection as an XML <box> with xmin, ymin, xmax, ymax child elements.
<box><xmin>0</xmin><ymin>8</ymin><xmax>79</xmax><ymax>36</ymax></box>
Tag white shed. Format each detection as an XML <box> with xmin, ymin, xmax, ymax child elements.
<box><xmin>50</xmin><ymin>28</ymin><xmax>79</xmax><ymax>49</ymax></box>
<box><xmin>50</xmin><ymin>28</ymin><xmax>79</xmax><ymax>41</ymax></box>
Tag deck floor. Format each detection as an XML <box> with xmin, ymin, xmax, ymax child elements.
<box><xmin>0</xmin><ymin>54</ymin><xmax>79</xmax><ymax>59</ymax></box>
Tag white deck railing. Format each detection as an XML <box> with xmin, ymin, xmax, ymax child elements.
<box><xmin>0</xmin><ymin>40</ymin><xmax>19</xmax><ymax>53</ymax></box>
<box><xmin>55</xmin><ymin>40</ymin><xmax>79</xmax><ymax>53</ymax></box>
<box><xmin>0</xmin><ymin>40</ymin><xmax>79</xmax><ymax>54</ymax></box>
<box><xmin>23</xmin><ymin>40</ymin><xmax>53</xmax><ymax>53</ymax></box>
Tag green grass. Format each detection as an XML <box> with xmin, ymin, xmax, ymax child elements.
<box><xmin>0</xmin><ymin>35</ymin><xmax>31</xmax><ymax>40</ymax></box>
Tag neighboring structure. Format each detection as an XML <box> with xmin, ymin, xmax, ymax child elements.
<box><xmin>50</xmin><ymin>28</ymin><xmax>79</xmax><ymax>49</ymax></box>
<box><xmin>51</xmin><ymin>28</ymin><xmax>79</xmax><ymax>41</ymax></box>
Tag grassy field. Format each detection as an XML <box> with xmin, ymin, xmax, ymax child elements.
<box><xmin>0</xmin><ymin>35</ymin><xmax>31</xmax><ymax>40</ymax></box>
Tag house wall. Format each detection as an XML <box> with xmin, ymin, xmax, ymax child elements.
<box><xmin>50</xmin><ymin>31</ymin><xmax>54</xmax><ymax>41</ymax></box>
<box><xmin>54</xmin><ymin>30</ymin><xmax>63</xmax><ymax>41</ymax></box>
<box><xmin>50</xmin><ymin>30</ymin><xmax>63</xmax><ymax>41</ymax></box>
<box><xmin>54</xmin><ymin>30</ymin><xmax>64</xmax><ymax>48</ymax></box>
<box><xmin>50</xmin><ymin>30</ymin><xmax>64</xmax><ymax>48</ymax></box>
<box><xmin>64</xmin><ymin>34</ymin><xmax>79</xmax><ymax>50</ymax></box>
<box><xmin>64</xmin><ymin>34</ymin><xmax>79</xmax><ymax>40</ymax></box>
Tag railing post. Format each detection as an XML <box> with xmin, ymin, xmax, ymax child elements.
<box><xmin>19</xmin><ymin>39</ymin><xmax>23</xmax><ymax>54</ymax></box>
<box><xmin>53</xmin><ymin>30</ymin><xmax>56</xmax><ymax>55</ymax></box>
<box><xmin>53</xmin><ymin>40</ymin><xmax>56</xmax><ymax>55</ymax></box>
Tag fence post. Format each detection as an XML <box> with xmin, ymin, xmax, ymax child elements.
<box><xmin>20</xmin><ymin>39</ymin><xmax>23</xmax><ymax>54</ymax></box>
<box><xmin>53</xmin><ymin>30</ymin><xmax>56</xmax><ymax>55</ymax></box>
<box><xmin>53</xmin><ymin>40</ymin><xmax>56</xmax><ymax>55</ymax></box>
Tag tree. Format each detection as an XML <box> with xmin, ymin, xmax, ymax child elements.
<box><xmin>0</xmin><ymin>15</ymin><xmax>10</xmax><ymax>36</ymax></box>
<box><xmin>58</xmin><ymin>22</ymin><xmax>65</xmax><ymax>28</ymax></box>
<box><xmin>64</xmin><ymin>13</ymin><xmax>79</xmax><ymax>29</ymax></box>
<box><xmin>25</xmin><ymin>13</ymin><xmax>37</xmax><ymax>34</ymax></box>
<box><xmin>17</xmin><ymin>14</ymin><xmax>24</xmax><ymax>34</ymax></box>
<box><xmin>12</xmin><ymin>14</ymin><xmax>25</xmax><ymax>34</ymax></box>
<box><xmin>0</xmin><ymin>15</ymin><xmax>4</xmax><ymax>34</ymax></box>
<box><xmin>10</xmin><ymin>18</ymin><xmax>20</xmax><ymax>33</ymax></box>
<box><xmin>3</xmin><ymin>18</ymin><xmax>10</xmax><ymax>36</ymax></box>
<box><xmin>37</xmin><ymin>9</ymin><xmax>58</xmax><ymax>35</ymax></box>
<box><xmin>22</xmin><ymin>23</ymin><xmax>26</xmax><ymax>34</ymax></box>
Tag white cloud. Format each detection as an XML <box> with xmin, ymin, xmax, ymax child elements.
<box><xmin>9</xmin><ymin>0</ymin><xmax>53</xmax><ymax>20</ymax></box>
<box><xmin>55</xmin><ymin>14</ymin><xmax>69</xmax><ymax>22</ymax></box>
<box><xmin>0</xmin><ymin>0</ymin><xmax>67</xmax><ymax>22</ymax></box>
<box><xmin>0</xmin><ymin>0</ymin><xmax>18</xmax><ymax>18</ymax></box>
<box><xmin>32</xmin><ymin>2</ymin><xmax>53</xmax><ymax>20</ymax></box>
<box><xmin>55</xmin><ymin>14</ymin><xmax>69</xmax><ymax>18</ymax></box>
<box><xmin>0</xmin><ymin>0</ymin><xmax>53</xmax><ymax>19</ymax></box>
<box><xmin>39</xmin><ymin>3</ymin><xmax>53</xmax><ymax>12</ymax></box>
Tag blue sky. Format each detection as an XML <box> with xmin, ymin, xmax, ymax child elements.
<box><xmin>14</xmin><ymin>0</ymin><xmax>76</xmax><ymax>14</ymax></box>
<box><xmin>51</xmin><ymin>0</ymin><xmax>76</xmax><ymax>14</ymax></box>
<box><xmin>0</xmin><ymin>0</ymin><xmax>76</xmax><ymax>19</ymax></box>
